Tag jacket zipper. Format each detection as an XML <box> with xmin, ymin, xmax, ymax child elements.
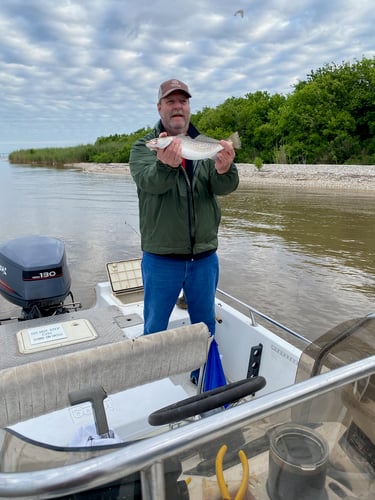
<box><xmin>181</xmin><ymin>167</ymin><xmax>195</xmax><ymax>258</ymax></box>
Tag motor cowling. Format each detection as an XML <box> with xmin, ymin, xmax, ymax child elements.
<box><xmin>0</xmin><ymin>235</ymin><xmax>72</xmax><ymax>318</ymax></box>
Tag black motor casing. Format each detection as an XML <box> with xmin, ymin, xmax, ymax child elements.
<box><xmin>0</xmin><ymin>235</ymin><xmax>71</xmax><ymax>310</ymax></box>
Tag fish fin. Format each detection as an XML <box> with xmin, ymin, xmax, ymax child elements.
<box><xmin>226</xmin><ymin>131</ymin><xmax>241</xmax><ymax>149</ymax></box>
<box><xmin>195</xmin><ymin>132</ymin><xmax>241</xmax><ymax>149</ymax></box>
<box><xmin>194</xmin><ymin>134</ymin><xmax>220</xmax><ymax>144</ymax></box>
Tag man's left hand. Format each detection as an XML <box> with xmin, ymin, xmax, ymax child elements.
<box><xmin>215</xmin><ymin>140</ymin><xmax>235</xmax><ymax>174</ymax></box>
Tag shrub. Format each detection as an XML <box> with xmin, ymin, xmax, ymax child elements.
<box><xmin>254</xmin><ymin>157</ymin><xmax>264</xmax><ymax>170</ymax></box>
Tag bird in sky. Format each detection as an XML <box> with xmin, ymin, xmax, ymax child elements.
<box><xmin>234</xmin><ymin>9</ymin><xmax>244</xmax><ymax>18</ymax></box>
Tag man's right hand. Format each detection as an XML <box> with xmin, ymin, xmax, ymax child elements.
<box><xmin>156</xmin><ymin>132</ymin><xmax>182</xmax><ymax>168</ymax></box>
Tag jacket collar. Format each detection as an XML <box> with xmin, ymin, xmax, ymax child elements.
<box><xmin>157</xmin><ymin>120</ymin><xmax>200</xmax><ymax>139</ymax></box>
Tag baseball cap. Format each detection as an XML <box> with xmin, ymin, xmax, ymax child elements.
<box><xmin>158</xmin><ymin>79</ymin><xmax>192</xmax><ymax>101</ymax></box>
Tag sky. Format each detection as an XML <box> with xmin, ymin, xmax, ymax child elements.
<box><xmin>0</xmin><ymin>0</ymin><xmax>374</xmax><ymax>154</ymax></box>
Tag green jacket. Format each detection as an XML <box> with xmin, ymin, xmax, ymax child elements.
<box><xmin>129</xmin><ymin>121</ymin><xmax>239</xmax><ymax>256</ymax></box>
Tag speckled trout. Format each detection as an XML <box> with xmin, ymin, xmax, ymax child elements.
<box><xmin>146</xmin><ymin>132</ymin><xmax>241</xmax><ymax>160</ymax></box>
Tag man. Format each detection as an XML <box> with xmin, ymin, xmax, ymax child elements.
<box><xmin>129</xmin><ymin>79</ymin><xmax>239</xmax><ymax>337</ymax></box>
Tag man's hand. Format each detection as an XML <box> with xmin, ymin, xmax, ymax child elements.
<box><xmin>156</xmin><ymin>132</ymin><xmax>182</xmax><ymax>168</ymax></box>
<box><xmin>215</xmin><ymin>140</ymin><xmax>235</xmax><ymax>174</ymax></box>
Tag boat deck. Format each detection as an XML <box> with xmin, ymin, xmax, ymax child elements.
<box><xmin>0</xmin><ymin>305</ymin><xmax>126</xmax><ymax>369</ymax></box>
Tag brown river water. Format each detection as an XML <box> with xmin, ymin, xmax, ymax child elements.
<box><xmin>1</xmin><ymin>160</ymin><xmax>374</xmax><ymax>341</ymax></box>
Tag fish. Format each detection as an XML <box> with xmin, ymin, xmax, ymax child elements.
<box><xmin>146</xmin><ymin>132</ymin><xmax>241</xmax><ymax>161</ymax></box>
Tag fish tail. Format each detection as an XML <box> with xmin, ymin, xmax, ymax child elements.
<box><xmin>227</xmin><ymin>131</ymin><xmax>241</xmax><ymax>149</ymax></box>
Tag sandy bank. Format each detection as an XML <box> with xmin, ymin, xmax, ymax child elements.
<box><xmin>67</xmin><ymin>162</ymin><xmax>375</xmax><ymax>192</ymax></box>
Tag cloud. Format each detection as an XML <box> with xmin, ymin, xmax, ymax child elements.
<box><xmin>0</xmin><ymin>0</ymin><xmax>374</xmax><ymax>153</ymax></box>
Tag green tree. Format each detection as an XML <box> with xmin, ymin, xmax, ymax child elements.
<box><xmin>8</xmin><ymin>56</ymin><xmax>375</xmax><ymax>166</ymax></box>
<box><xmin>276</xmin><ymin>57</ymin><xmax>375</xmax><ymax>163</ymax></box>
<box><xmin>193</xmin><ymin>91</ymin><xmax>285</xmax><ymax>163</ymax></box>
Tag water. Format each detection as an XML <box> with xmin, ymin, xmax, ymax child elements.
<box><xmin>1</xmin><ymin>161</ymin><xmax>141</xmax><ymax>313</ymax></box>
<box><xmin>218</xmin><ymin>186</ymin><xmax>374</xmax><ymax>338</ymax></box>
<box><xmin>1</xmin><ymin>160</ymin><xmax>374</xmax><ymax>340</ymax></box>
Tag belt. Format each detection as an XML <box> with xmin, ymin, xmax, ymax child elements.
<box><xmin>150</xmin><ymin>249</ymin><xmax>216</xmax><ymax>261</ymax></box>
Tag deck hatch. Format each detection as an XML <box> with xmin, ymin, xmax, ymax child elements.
<box><xmin>106</xmin><ymin>259</ymin><xmax>143</xmax><ymax>294</ymax></box>
<box><xmin>16</xmin><ymin>319</ymin><xmax>98</xmax><ymax>354</ymax></box>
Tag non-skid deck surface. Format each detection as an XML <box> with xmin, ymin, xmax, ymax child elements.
<box><xmin>0</xmin><ymin>306</ymin><xmax>129</xmax><ymax>370</ymax></box>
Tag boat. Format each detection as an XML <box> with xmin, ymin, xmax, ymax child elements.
<box><xmin>0</xmin><ymin>235</ymin><xmax>374</xmax><ymax>499</ymax></box>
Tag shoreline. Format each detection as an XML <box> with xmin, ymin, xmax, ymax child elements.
<box><xmin>67</xmin><ymin>162</ymin><xmax>375</xmax><ymax>192</ymax></box>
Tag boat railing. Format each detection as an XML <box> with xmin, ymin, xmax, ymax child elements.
<box><xmin>216</xmin><ymin>287</ymin><xmax>310</xmax><ymax>344</ymax></box>
<box><xmin>0</xmin><ymin>354</ymin><xmax>374</xmax><ymax>499</ymax></box>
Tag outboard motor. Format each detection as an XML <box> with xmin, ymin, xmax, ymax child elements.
<box><xmin>0</xmin><ymin>235</ymin><xmax>79</xmax><ymax>320</ymax></box>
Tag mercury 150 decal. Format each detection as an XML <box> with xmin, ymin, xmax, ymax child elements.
<box><xmin>0</xmin><ymin>265</ymin><xmax>6</xmax><ymax>276</ymax></box>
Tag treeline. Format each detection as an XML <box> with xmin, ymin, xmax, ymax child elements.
<box><xmin>9</xmin><ymin>57</ymin><xmax>375</xmax><ymax>165</ymax></box>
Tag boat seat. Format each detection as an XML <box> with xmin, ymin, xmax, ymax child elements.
<box><xmin>0</xmin><ymin>322</ymin><xmax>210</xmax><ymax>428</ymax></box>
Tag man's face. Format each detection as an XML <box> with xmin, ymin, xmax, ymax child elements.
<box><xmin>157</xmin><ymin>91</ymin><xmax>190</xmax><ymax>135</ymax></box>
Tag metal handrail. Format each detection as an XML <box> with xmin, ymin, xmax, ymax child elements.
<box><xmin>216</xmin><ymin>288</ymin><xmax>311</xmax><ymax>344</ymax></box>
<box><xmin>0</xmin><ymin>355</ymin><xmax>374</xmax><ymax>499</ymax></box>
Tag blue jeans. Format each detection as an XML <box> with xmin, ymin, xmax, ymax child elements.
<box><xmin>141</xmin><ymin>251</ymin><xmax>219</xmax><ymax>335</ymax></box>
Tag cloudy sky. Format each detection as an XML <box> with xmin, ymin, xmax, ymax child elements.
<box><xmin>1</xmin><ymin>0</ymin><xmax>374</xmax><ymax>154</ymax></box>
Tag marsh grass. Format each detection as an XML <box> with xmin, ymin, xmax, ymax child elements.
<box><xmin>8</xmin><ymin>128</ymin><xmax>150</xmax><ymax>166</ymax></box>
